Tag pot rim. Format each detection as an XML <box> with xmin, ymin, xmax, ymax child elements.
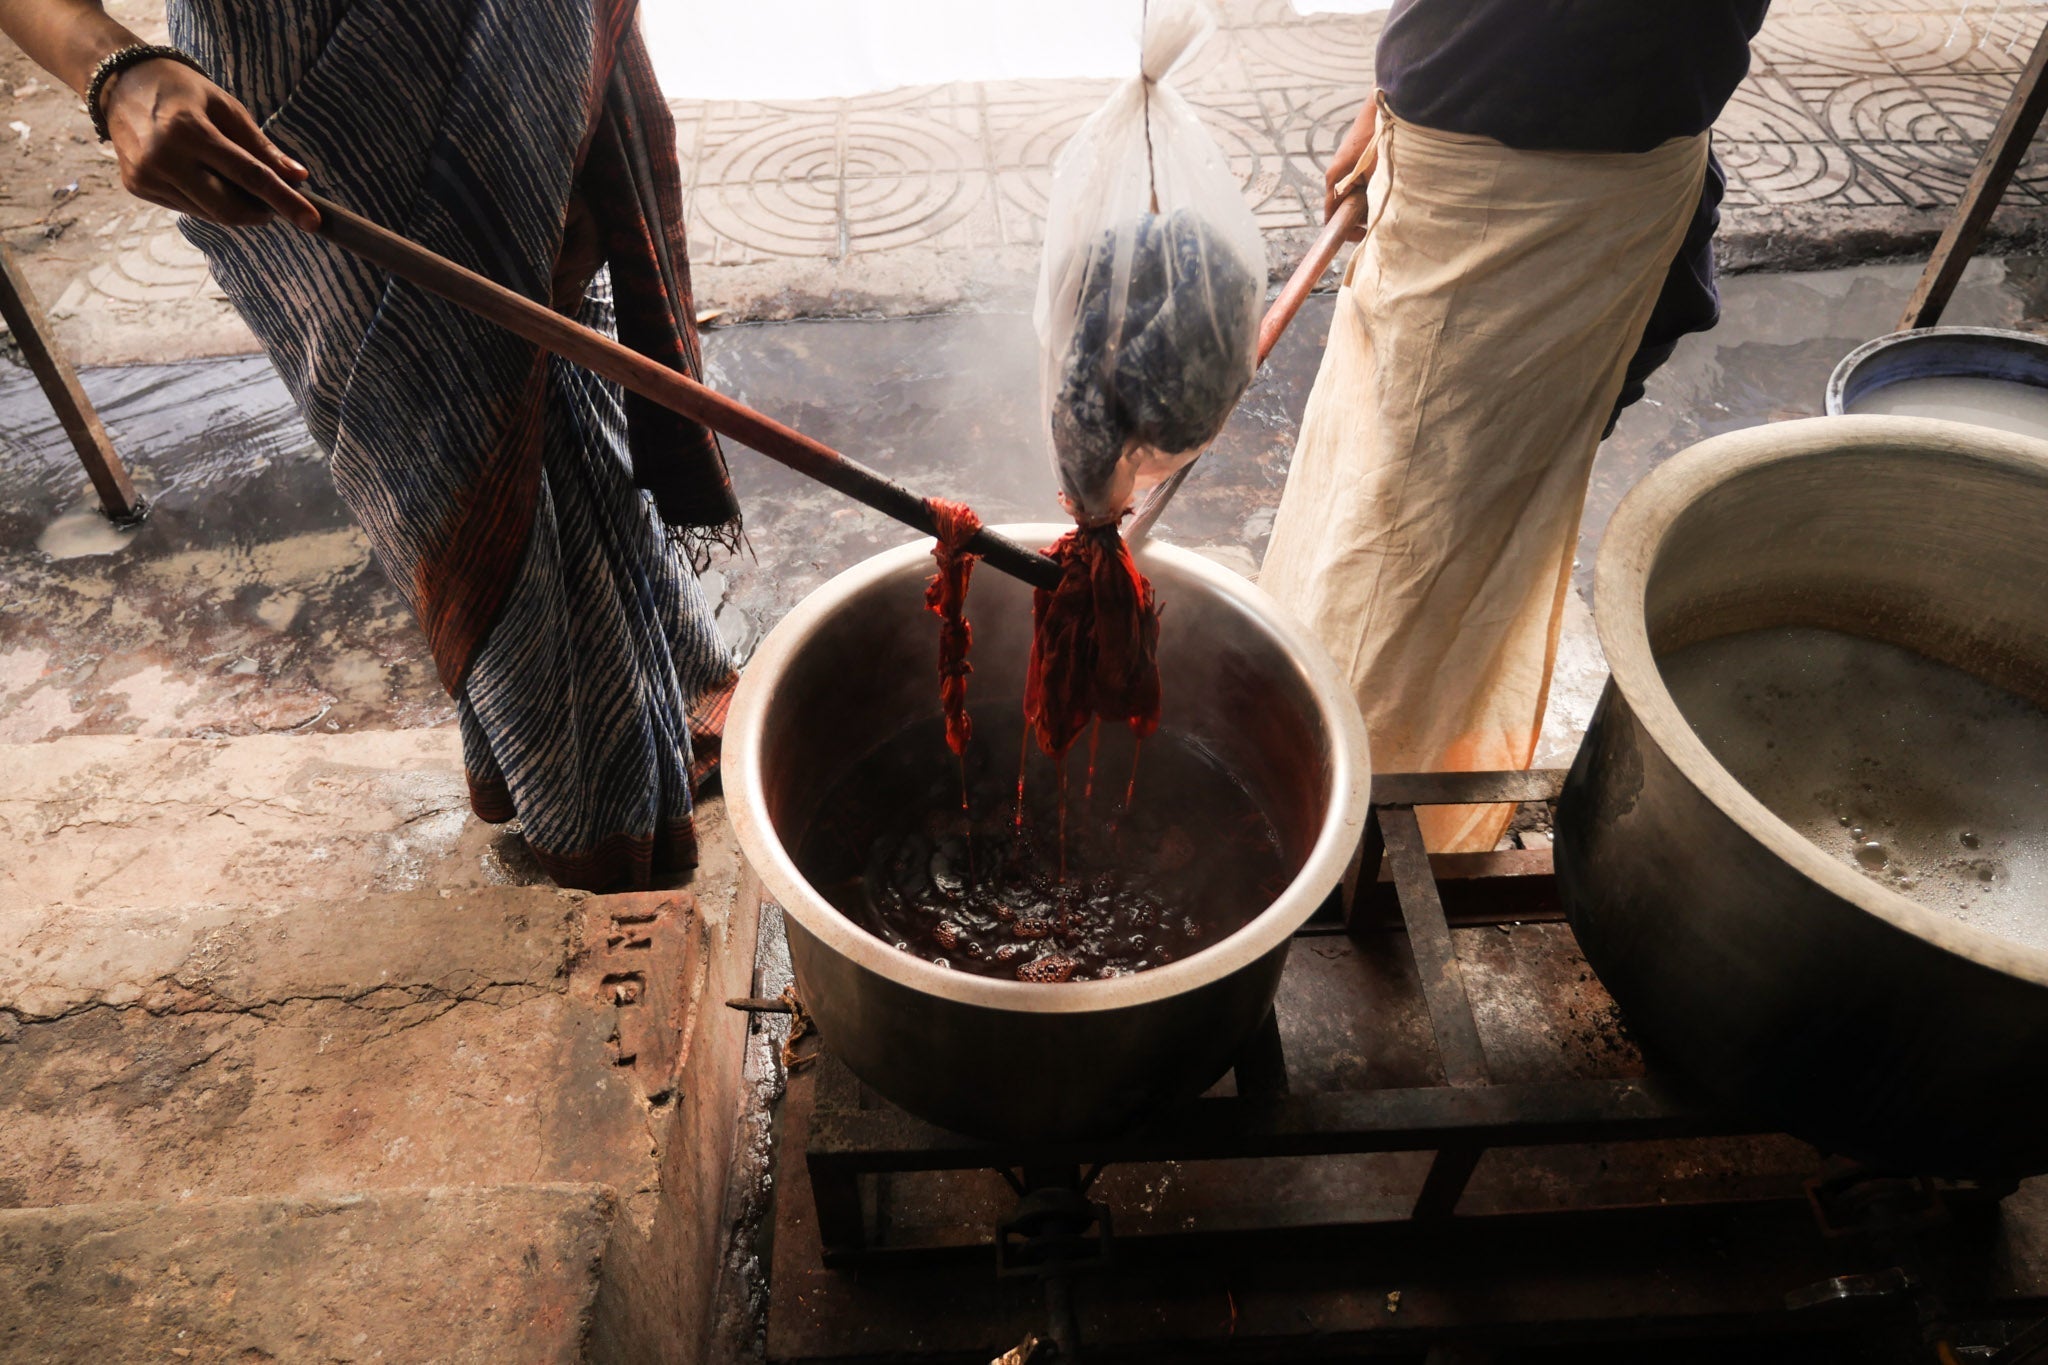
<box><xmin>725</xmin><ymin>523</ymin><xmax>1373</xmax><ymax>1015</ymax></box>
<box><xmin>1594</xmin><ymin>414</ymin><xmax>2048</xmax><ymax>988</ymax></box>
<box><xmin>1825</xmin><ymin>325</ymin><xmax>2048</xmax><ymax>417</ymax></box>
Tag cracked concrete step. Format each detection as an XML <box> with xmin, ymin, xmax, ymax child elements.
<box><xmin>0</xmin><ymin>803</ymin><xmax>764</xmax><ymax>1364</ymax></box>
<box><xmin>0</xmin><ymin>884</ymin><xmax>688</xmax><ymax>1209</ymax></box>
<box><xmin>0</xmin><ymin>730</ymin><xmax>541</xmax><ymax>913</ymax></box>
<box><xmin>0</xmin><ymin>733</ymin><xmax>763</xmax><ymax>1361</ymax></box>
<box><xmin>0</xmin><ymin>1184</ymin><xmax>615</xmax><ymax>1364</ymax></box>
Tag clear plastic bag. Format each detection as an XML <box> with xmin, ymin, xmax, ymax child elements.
<box><xmin>1034</xmin><ymin>0</ymin><xmax>1265</xmax><ymax>523</ymax></box>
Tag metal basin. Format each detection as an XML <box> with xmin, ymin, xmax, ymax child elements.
<box><xmin>1827</xmin><ymin>325</ymin><xmax>2048</xmax><ymax>440</ymax></box>
<box><xmin>725</xmin><ymin>525</ymin><xmax>1371</xmax><ymax>1141</ymax></box>
<box><xmin>1557</xmin><ymin>416</ymin><xmax>2048</xmax><ymax>1177</ymax></box>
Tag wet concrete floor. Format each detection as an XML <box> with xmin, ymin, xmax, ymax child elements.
<box><xmin>2</xmin><ymin>256</ymin><xmax>2044</xmax><ymax>743</ymax></box>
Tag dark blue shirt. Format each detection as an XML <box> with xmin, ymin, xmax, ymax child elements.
<box><xmin>1377</xmin><ymin>0</ymin><xmax>1770</xmax><ymax>153</ymax></box>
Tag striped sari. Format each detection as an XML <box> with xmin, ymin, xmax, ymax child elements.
<box><xmin>168</xmin><ymin>0</ymin><xmax>743</xmax><ymax>891</ymax></box>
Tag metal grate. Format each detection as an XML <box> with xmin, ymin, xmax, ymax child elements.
<box><xmin>763</xmin><ymin>770</ymin><xmax>2047</xmax><ymax>1361</ymax></box>
<box><xmin>798</xmin><ymin>770</ymin><xmax>1788</xmax><ymax>1261</ymax></box>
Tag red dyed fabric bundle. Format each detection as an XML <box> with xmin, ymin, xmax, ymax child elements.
<box><xmin>923</xmin><ymin>499</ymin><xmax>983</xmax><ymax>755</ymax></box>
<box><xmin>1023</xmin><ymin>525</ymin><xmax>1162</xmax><ymax>758</ymax></box>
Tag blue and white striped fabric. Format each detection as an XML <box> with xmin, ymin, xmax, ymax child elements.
<box><xmin>168</xmin><ymin>0</ymin><xmax>736</xmax><ymax>889</ymax></box>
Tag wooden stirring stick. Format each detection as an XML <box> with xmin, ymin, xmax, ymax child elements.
<box><xmin>299</xmin><ymin>192</ymin><xmax>1064</xmax><ymax>592</ymax></box>
<box><xmin>1126</xmin><ymin>183</ymin><xmax>1372</xmax><ymax>545</ymax></box>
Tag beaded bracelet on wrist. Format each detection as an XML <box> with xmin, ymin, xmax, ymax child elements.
<box><xmin>85</xmin><ymin>43</ymin><xmax>206</xmax><ymax>143</ymax></box>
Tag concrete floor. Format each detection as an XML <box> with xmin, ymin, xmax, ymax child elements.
<box><xmin>7</xmin><ymin>11</ymin><xmax>2040</xmax><ymax>1339</ymax></box>
<box><xmin>3</xmin><ymin>254</ymin><xmax>2041</xmax><ymax>765</ymax></box>
<box><xmin>7</xmin><ymin>241</ymin><xmax>2048</xmax><ymax>1365</ymax></box>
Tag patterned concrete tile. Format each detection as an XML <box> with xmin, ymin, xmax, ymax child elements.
<box><xmin>1156</xmin><ymin>21</ymin><xmax>1246</xmax><ymax>94</ymax></box>
<box><xmin>664</xmin><ymin>1</ymin><xmax>2048</xmax><ymax>279</ymax></box>
<box><xmin>1751</xmin><ymin>14</ymin><xmax>1894</xmax><ymax>75</ymax></box>
<box><xmin>50</xmin><ymin>209</ymin><xmax>216</xmax><ymax>308</ymax></box>
<box><xmin>1821</xmin><ymin>72</ymin><xmax>2010</xmax><ymax>158</ymax></box>
<box><xmin>1219</xmin><ymin>0</ymin><xmax>1312</xmax><ymax>30</ymax></box>
<box><xmin>1849</xmin><ymin>9</ymin><xmax>2034</xmax><ymax>73</ymax></box>
<box><xmin>1718</xmin><ymin>73</ymin><xmax>1841</xmax><ymax>146</ymax></box>
<box><xmin>991</xmin><ymin>166</ymin><xmax>1055</xmax><ymax>246</ymax></box>
<box><xmin>844</xmin><ymin>170</ymin><xmax>996</xmax><ymax>254</ymax></box>
<box><xmin>983</xmin><ymin>83</ymin><xmax>1110</xmax><ymax>169</ymax></box>
<box><xmin>1838</xmin><ymin>140</ymin><xmax>1964</xmax><ymax>208</ymax></box>
<box><xmin>843</xmin><ymin>108</ymin><xmax>987</xmax><ymax>179</ymax></box>
<box><xmin>1261</xmin><ymin>83</ymin><xmax>1371</xmax><ymax>163</ymax></box>
<box><xmin>695</xmin><ymin>110</ymin><xmax>838</xmax><ymax>189</ymax></box>
<box><xmin>1231</xmin><ymin>17</ymin><xmax>1378</xmax><ymax>89</ymax></box>
<box><xmin>20</xmin><ymin>0</ymin><xmax>2048</xmax><ymax>349</ymax></box>
<box><xmin>1718</xmin><ymin>137</ymin><xmax>1866</xmax><ymax>209</ymax></box>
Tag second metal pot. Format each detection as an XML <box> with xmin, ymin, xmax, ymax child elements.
<box><xmin>1556</xmin><ymin>416</ymin><xmax>2048</xmax><ymax>1177</ymax></box>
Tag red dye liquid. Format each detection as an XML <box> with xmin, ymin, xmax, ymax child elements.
<box><xmin>889</xmin><ymin>508</ymin><xmax>1188</xmax><ymax>980</ymax></box>
<box><xmin>1084</xmin><ymin>718</ymin><xmax>1102</xmax><ymax>802</ymax></box>
<box><xmin>796</xmin><ymin>713</ymin><xmax>1292</xmax><ymax>983</ymax></box>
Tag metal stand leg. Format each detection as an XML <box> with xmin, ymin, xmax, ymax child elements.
<box><xmin>807</xmin><ymin>1056</ymin><xmax>869</xmax><ymax>1258</ymax></box>
<box><xmin>0</xmin><ymin>241</ymin><xmax>145</xmax><ymax>523</ymax></box>
<box><xmin>1231</xmin><ymin>1008</ymin><xmax>1289</xmax><ymax>1098</ymax></box>
<box><xmin>1341</xmin><ymin>806</ymin><xmax>1386</xmax><ymax>934</ymax></box>
<box><xmin>1412</xmin><ymin>1145</ymin><xmax>1483</xmax><ymax>1221</ymax></box>
<box><xmin>1899</xmin><ymin>23</ymin><xmax>2048</xmax><ymax>331</ymax></box>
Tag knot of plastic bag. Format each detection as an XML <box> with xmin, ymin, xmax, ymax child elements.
<box><xmin>1140</xmin><ymin>0</ymin><xmax>1217</xmax><ymax>84</ymax></box>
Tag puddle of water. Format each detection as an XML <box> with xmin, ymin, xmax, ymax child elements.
<box><xmin>1585</xmin><ymin>255</ymin><xmax>2037</xmax><ymax>600</ymax></box>
<box><xmin>2</xmin><ymin>253</ymin><xmax>2043</xmax><ymax>745</ymax></box>
<box><xmin>0</xmin><ymin>355</ymin><xmax>436</xmax><ymax>740</ymax></box>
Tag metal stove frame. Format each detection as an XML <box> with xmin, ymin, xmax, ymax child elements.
<box><xmin>763</xmin><ymin>770</ymin><xmax>2048</xmax><ymax>1360</ymax></box>
<box><xmin>799</xmin><ymin>770</ymin><xmax>1787</xmax><ymax>1260</ymax></box>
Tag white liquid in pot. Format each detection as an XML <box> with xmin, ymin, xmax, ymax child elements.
<box><xmin>1846</xmin><ymin>374</ymin><xmax>2048</xmax><ymax>440</ymax></box>
<box><xmin>1658</xmin><ymin>626</ymin><xmax>2048</xmax><ymax>952</ymax></box>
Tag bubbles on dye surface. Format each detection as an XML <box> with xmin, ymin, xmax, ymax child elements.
<box><xmin>794</xmin><ymin>713</ymin><xmax>1293</xmax><ymax>982</ymax></box>
<box><xmin>1659</xmin><ymin>627</ymin><xmax>2048</xmax><ymax>951</ymax></box>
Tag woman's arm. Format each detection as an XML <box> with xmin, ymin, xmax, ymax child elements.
<box><xmin>0</xmin><ymin>0</ymin><xmax>317</xmax><ymax>229</ymax></box>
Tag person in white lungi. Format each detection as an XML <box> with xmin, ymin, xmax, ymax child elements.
<box><xmin>1260</xmin><ymin>0</ymin><xmax>1772</xmax><ymax>851</ymax></box>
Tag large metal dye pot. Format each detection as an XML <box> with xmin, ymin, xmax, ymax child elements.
<box><xmin>725</xmin><ymin>526</ymin><xmax>1371</xmax><ymax>1141</ymax></box>
<box><xmin>1557</xmin><ymin>416</ymin><xmax>2048</xmax><ymax>1177</ymax></box>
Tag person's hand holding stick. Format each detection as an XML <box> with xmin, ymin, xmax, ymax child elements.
<box><xmin>0</xmin><ymin>0</ymin><xmax>318</xmax><ymax>230</ymax></box>
<box><xmin>1324</xmin><ymin>92</ymin><xmax>1379</xmax><ymax>241</ymax></box>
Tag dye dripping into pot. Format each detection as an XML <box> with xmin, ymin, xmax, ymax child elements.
<box><xmin>820</xmin><ymin>502</ymin><xmax>1272</xmax><ymax>982</ymax></box>
<box><xmin>795</xmin><ymin>712</ymin><xmax>1289</xmax><ymax>983</ymax></box>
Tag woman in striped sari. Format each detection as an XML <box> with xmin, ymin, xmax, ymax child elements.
<box><xmin>1</xmin><ymin>0</ymin><xmax>742</xmax><ymax>891</ymax></box>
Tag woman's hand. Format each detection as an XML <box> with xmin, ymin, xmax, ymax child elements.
<box><xmin>1323</xmin><ymin>94</ymin><xmax>1377</xmax><ymax>242</ymax></box>
<box><xmin>0</xmin><ymin>1</ymin><xmax>313</xmax><ymax>228</ymax></box>
<box><xmin>100</xmin><ymin>56</ymin><xmax>319</xmax><ymax>231</ymax></box>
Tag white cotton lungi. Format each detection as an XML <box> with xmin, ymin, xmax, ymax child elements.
<box><xmin>1259</xmin><ymin>104</ymin><xmax>1710</xmax><ymax>852</ymax></box>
